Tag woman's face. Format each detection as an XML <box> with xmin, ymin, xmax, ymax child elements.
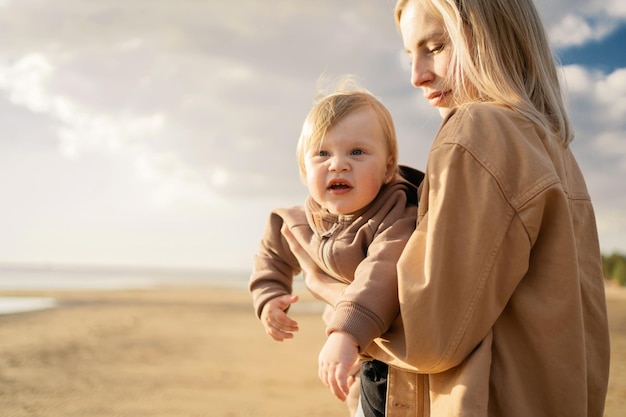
<box><xmin>399</xmin><ymin>1</ymin><xmax>454</xmax><ymax>117</ymax></box>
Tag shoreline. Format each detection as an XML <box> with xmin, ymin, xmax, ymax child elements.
<box><xmin>1</xmin><ymin>281</ymin><xmax>623</xmax><ymax>315</ymax></box>
<box><xmin>0</xmin><ymin>297</ymin><xmax>57</xmax><ymax>315</ymax></box>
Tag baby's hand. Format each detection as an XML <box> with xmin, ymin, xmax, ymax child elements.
<box><xmin>318</xmin><ymin>332</ymin><xmax>361</xmax><ymax>401</ymax></box>
<box><xmin>260</xmin><ymin>294</ymin><xmax>300</xmax><ymax>342</ymax></box>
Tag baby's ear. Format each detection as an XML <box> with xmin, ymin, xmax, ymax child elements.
<box><xmin>385</xmin><ymin>160</ymin><xmax>397</xmax><ymax>183</ymax></box>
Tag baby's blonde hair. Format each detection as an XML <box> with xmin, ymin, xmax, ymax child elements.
<box><xmin>395</xmin><ymin>0</ymin><xmax>573</xmax><ymax>145</ymax></box>
<box><xmin>296</xmin><ymin>77</ymin><xmax>399</xmax><ymax>182</ymax></box>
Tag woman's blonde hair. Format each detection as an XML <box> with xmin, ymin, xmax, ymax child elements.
<box><xmin>296</xmin><ymin>78</ymin><xmax>399</xmax><ymax>182</ymax></box>
<box><xmin>395</xmin><ymin>0</ymin><xmax>573</xmax><ymax>145</ymax></box>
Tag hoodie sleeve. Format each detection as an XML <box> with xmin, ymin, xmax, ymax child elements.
<box><xmin>249</xmin><ymin>210</ymin><xmax>302</xmax><ymax>318</ymax></box>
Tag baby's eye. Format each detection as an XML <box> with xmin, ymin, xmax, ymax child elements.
<box><xmin>318</xmin><ymin>150</ymin><xmax>330</xmax><ymax>157</ymax></box>
<box><xmin>350</xmin><ymin>149</ymin><xmax>364</xmax><ymax>156</ymax></box>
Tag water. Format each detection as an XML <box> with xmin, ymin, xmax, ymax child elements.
<box><xmin>0</xmin><ymin>297</ymin><xmax>57</xmax><ymax>314</ymax></box>
<box><xmin>0</xmin><ymin>265</ymin><xmax>251</xmax><ymax>315</ymax></box>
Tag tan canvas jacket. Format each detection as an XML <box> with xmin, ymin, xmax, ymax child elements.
<box><xmin>249</xmin><ymin>166</ymin><xmax>422</xmax><ymax>349</ymax></box>
<box><xmin>366</xmin><ymin>103</ymin><xmax>610</xmax><ymax>417</ymax></box>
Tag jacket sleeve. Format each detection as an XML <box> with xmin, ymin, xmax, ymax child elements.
<box><xmin>373</xmin><ymin>140</ymin><xmax>534</xmax><ymax>373</ymax></box>
<box><xmin>327</xmin><ymin>201</ymin><xmax>417</xmax><ymax>352</ymax></box>
<box><xmin>249</xmin><ymin>211</ymin><xmax>301</xmax><ymax>318</ymax></box>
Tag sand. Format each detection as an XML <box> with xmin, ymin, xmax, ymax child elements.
<box><xmin>0</xmin><ymin>285</ymin><xmax>624</xmax><ymax>417</ymax></box>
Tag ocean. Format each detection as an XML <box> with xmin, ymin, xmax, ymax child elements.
<box><xmin>0</xmin><ymin>265</ymin><xmax>252</xmax><ymax>315</ymax></box>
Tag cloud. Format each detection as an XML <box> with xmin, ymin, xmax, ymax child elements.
<box><xmin>593</xmin><ymin>68</ymin><xmax>626</xmax><ymax>119</ymax></box>
<box><xmin>604</xmin><ymin>0</ymin><xmax>626</xmax><ymax>17</ymax></box>
<box><xmin>563</xmin><ymin>66</ymin><xmax>626</xmax><ymax>145</ymax></box>
<box><xmin>0</xmin><ymin>51</ymin><xmax>172</xmax><ymax>200</ymax></box>
<box><xmin>0</xmin><ymin>54</ymin><xmax>53</xmax><ymax>113</ymax></box>
<box><xmin>548</xmin><ymin>14</ymin><xmax>617</xmax><ymax>47</ymax></box>
<box><xmin>538</xmin><ymin>0</ymin><xmax>626</xmax><ymax>48</ymax></box>
<box><xmin>13</xmin><ymin>0</ymin><xmax>624</xmax><ymax>202</ymax></box>
<box><xmin>0</xmin><ymin>0</ymin><xmax>625</xmax><ymax>269</ymax></box>
<box><xmin>561</xmin><ymin>65</ymin><xmax>626</xmax><ymax>253</ymax></box>
<box><xmin>0</xmin><ymin>0</ymin><xmax>405</xmax><ymax>204</ymax></box>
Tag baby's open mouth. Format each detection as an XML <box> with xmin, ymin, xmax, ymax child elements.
<box><xmin>328</xmin><ymin>182</ymin><xmax>351</xmax><ymax>190</ymax></box>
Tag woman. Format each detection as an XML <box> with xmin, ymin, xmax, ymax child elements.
<box><xmin>286</xmin><ymin>0</ymin><xmax>611</xmax><ymax>416</ymax></box>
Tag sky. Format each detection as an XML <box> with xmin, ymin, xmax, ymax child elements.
<box><xmin>1</xmin><ymin>0</ymin><xmax>625</xmax><ymax>272</ymax></box>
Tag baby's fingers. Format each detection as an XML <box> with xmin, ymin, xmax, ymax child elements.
<box><xmin>265</xmin><ymin>316</ymin><xmax>299</xmax><ymax>341</ymax></box>
<box><xmin>333</xmin><ymin>367</ymin><xmax>352</xmax><ymax>401</ymax></box>
<box><xmin>266</xmin><ymin>325</ymin><xmax>296</xmax><ymax>341</ymax></box>
<box><xmin>320</xmin><ymin>365</ymin><xmax>350</xmax><ymax>402</ymax></box>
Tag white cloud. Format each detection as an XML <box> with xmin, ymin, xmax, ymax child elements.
<box><xmin>603</xmin><ymin>0</ymin><xmax>626</xmax><ymax>18</ymax></box>
<box><xmin>548</xmin><ymin>14</ymin><xmax>616</xmax><ymax>47</ymax></box>
<box><xmin>561</xmin><ymin>65</ymin><xmax>597</xmax><ymax>94</ymax></box>
<box><xmin>594</xmin><ymin>131</ymin><xmax>626</xmax><ymax>162</ymax></box>
<box><xmin>0</xmin><ymin>54</ymin><xmax>53</xmax><ymax>112</ymax></box>
<box><xmin>593</xmin><ymin>68</ymin><xmax>626</xmax><ymax>120</ymax></box>
<box><xmin>1</xmin><ymin>0</ymin><xmax>625</xmax><ymax>269</ymax></box>
<box><xmin>538</xmin><ymin>0</ymin><xmax>626</xmax><ymax>48</ymax></box>
<box><xmin>560</xmin><ymin>65</ymin><xmax>626</xmax><ymax>254</ymax></box>
<box><xmin>562</xmin><ymin>65</ymin><xmax>623</xmax><ymax>124</ymax></box>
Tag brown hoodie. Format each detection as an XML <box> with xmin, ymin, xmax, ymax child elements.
<box><xmin>249</xmin><ymin>166</ymin><xmax>422</xmax><ymax>350</ymax></box>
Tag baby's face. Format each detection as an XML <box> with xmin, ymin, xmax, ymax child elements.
<box><xmin>304</xmin><ymin>107</ymin><xmax>392</xmax><ymax>216</ymax></box>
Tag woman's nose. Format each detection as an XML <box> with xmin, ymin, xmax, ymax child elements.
<box><xmin>411</xmin><ymin>56</ymin><xmax>433</xmax><ymax>88</ymax></box>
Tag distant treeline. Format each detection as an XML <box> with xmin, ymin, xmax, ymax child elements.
<box><xmin>603</xmin><ymin>252</ymin><xmax>626</xmax><ymax>287</ymax></box>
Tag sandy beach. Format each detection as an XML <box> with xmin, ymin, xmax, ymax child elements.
<box><xmin>0</xmin><ymin>284</ymin><xmax>624</xmax><ymax>417</ymax></box>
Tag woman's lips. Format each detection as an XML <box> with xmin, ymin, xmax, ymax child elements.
<box><xmin>426</xmin><ymin>90</ymin><xmax>450</xmax><ymax>106</ymax></box>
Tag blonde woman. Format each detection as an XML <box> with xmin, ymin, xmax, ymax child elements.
<box><xmin>293</xmin><ymin>0</ymin><xmax>611</xmax><ymax>416</ymax></box>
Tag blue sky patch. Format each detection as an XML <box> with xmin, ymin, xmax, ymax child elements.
<box><xmin>557</xmin><ymin>23</ymin><xmax>626</xmax><ymax>73</ymax></box>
